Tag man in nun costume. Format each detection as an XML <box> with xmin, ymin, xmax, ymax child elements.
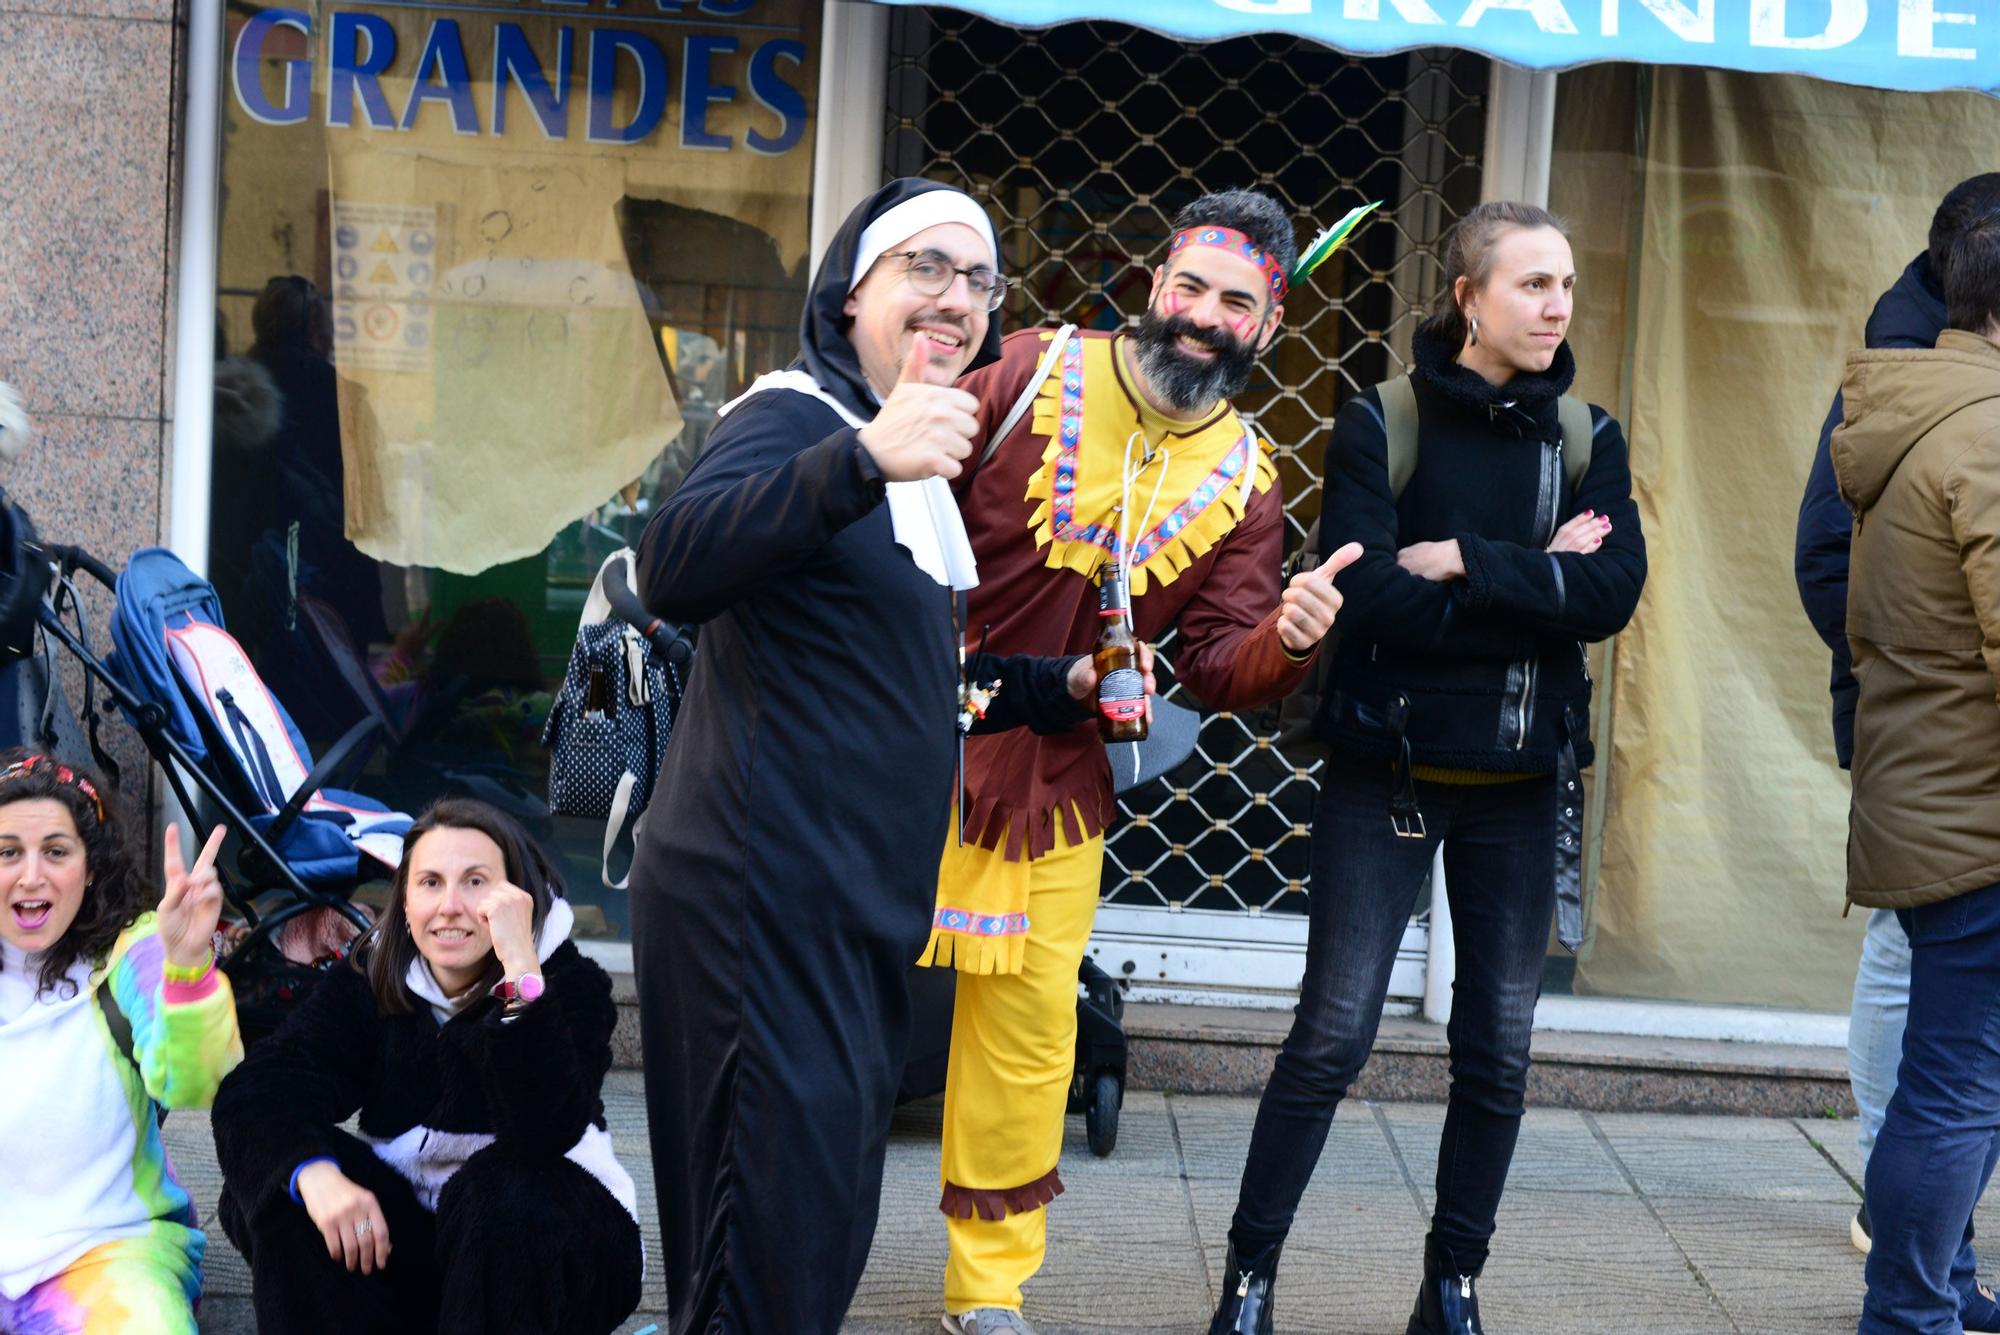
<box><xmin>631</xmin><ymin>179</ymin><xmax>1122</xmax><ymax>1334</ymax></box>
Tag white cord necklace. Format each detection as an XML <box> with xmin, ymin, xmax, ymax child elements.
<box><xmin>1117</xmin><ymin>429</ymin><xmax>1171</xmax><ymax>589</ymax></box>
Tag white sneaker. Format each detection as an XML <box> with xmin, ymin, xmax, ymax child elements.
<box><xmin>942</xmin><ymin>1310</ymin><xmax>1038</xmax><ymax>1335</ymax></box>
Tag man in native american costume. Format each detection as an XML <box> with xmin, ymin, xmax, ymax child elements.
<box><xmin>920</xmin><ymin>188</ymin><xmax>1375</xmax><ymax>1335</ymax></box>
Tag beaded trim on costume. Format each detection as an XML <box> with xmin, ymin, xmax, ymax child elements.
<box><xmin>1048</xmin><ymin>333</ymin><xmax>1252</xmax><ymax>567</ymax></box>
<box><xmin>932</xmin><ymin>906</ymin><xmax>1031</xmax><ymax>938</ymax></box>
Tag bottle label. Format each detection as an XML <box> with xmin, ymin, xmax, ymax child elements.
<box><xmin>1098</xmin><ymin>668</ymin><xmax>1146</xmax><ymax>723</ymax></box>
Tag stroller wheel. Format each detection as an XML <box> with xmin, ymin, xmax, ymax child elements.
<box><xmin>1085</xmin><ymin>1070</ymin><xmax>1121</xmax><ymax>1157</ymax></box>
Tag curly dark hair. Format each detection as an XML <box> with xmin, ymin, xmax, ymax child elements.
<box><xmin>355</xmin><ymin>797</ymin><xmax>563</xmax><ymax>1016</ymax></box>
<box><xmin>0</xmin><ymin>749</ymin><xmax>148</xmax><ymax>999</ymax></box>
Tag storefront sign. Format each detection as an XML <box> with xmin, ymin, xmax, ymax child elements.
<box><xmin>233</xmin><ymin>3</ymin><xmax>809</xmax><ymax>153</ymax></box>
<box><xmin>883</xmin><ymin>0</ymin><xmax>1998</xmax><ymax>96</ymax></box>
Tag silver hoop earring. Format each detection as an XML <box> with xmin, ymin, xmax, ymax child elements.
<box><xmin>1468</xmin><ymin>316</ymin><xmax>1480</xmax><ymax>347</ymax></box>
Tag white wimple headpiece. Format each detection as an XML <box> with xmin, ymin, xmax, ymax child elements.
<box><xmin>851</xmin><ymin>191</ymin><xmax>999</xmax><ymax>293</ymax></box>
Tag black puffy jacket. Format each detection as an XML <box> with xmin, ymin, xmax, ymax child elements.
<box><xmin>1315</xmin><ymin>329</ymin><xmax>1648</xmax><ymax>773</ymax></box>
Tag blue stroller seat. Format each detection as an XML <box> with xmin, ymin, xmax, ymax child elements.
<box><xmin>107</xmin><ymin>547</ymin><xmax>410</xmax><ymax>888</ymax></box>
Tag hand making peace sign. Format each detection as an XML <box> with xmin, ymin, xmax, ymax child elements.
<box><xmin>158</xmin><ymin>823</ymin><xmax>227</xmax><ymax>974</ymax></box>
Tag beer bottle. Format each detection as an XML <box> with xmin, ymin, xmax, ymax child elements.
<box><xmin>1094</xmin><ymin>567</ymin><xmax>1148</xmax><ymax>743</ymax></box>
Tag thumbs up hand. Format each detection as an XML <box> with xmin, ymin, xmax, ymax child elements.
<box><xmin>857</xmin><ymin>332</ymin><xmax>982</xmax><ymax>482</ymax></box>
<box><xmin>1277</xmin><ymin>541</ymin><xmax>1363</xmax><ymax>652</ymax></box>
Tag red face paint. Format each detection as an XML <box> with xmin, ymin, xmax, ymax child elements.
<box><xmin>1161</xmin><ymin>290</ymin><xmax>1187</xmax><ymax>317</ymax></box>
<box><xmin>1228</xmin><ymin>312</ymin><xmax>1256</xmax><ymax>340</ymax></box>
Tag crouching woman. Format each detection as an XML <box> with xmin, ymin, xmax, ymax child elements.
<box><xmin>0</xmin><ymin>751</ymin><xmax>241</xmax><ymax>1334</ymax></box>
<box><xmin>212</xmin><ymin>798</ymin><xmax>642</xmax><ymax>1335</ymax></box>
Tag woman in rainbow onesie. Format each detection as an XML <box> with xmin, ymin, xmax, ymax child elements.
<box><xmin>0</xmin><ymin>751</ymin><xmax>240</xmax><ymax>1334</ymax></box>
<box><xmin>921</xmin><ymin>189</ymin><xmax>1369</xmax><ymax>1335</ymax></box>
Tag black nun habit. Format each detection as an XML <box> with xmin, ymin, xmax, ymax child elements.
<box><xmin>630</xmin><ymin>178</ymin><xmax>1090</xmax><ymax>1334</ymax></box>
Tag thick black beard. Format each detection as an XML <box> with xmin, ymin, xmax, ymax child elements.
<box><xmin>1130</xmin><ymin>309</ymin><xmax>1259</xmax><ymax>415</ymax></box>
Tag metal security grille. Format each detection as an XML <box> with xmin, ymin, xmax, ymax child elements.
<box><xmin>885</xmin><ymin>11</ymin><xmax>1487</xmax><ymax>923</ymax></box>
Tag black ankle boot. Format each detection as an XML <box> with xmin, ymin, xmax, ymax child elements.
<box><xmin>1407</xmin><ymin>1244</ymin><xmax>1484</xmax><ymax>1335</ymax></box>
<box><xmin>1208</xmin><ymin>1240</ymin><xmax>1282</xmax><ymax>1335</ymax></box>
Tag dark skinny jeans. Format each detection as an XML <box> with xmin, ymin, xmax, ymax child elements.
<box><xmin>1227</xmin><ymin>755</ymin><xmax>1559</xmax><ymax>1273</ymax></box>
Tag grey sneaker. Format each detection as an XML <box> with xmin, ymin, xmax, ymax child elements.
<box><xmin>941</xmin><ymin>1310</ymin><xmax>1038</xmax><ymax>1335</ymax></box>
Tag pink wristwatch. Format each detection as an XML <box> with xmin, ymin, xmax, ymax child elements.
<box><xmin>496</xmin><ymin>973</ymin><xmax>545</xmax><ymax>1005</ymax></box>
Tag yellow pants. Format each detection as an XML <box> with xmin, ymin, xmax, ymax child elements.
<box><xmin>934</xmin><ymin>821</ymin><xmax>1105</xmax><ymax>1315</ymax></box>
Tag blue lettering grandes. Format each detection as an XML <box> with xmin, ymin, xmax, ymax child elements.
<box><xmin>586</xmin><ymin>28</ymin><xmax>670</xmax><ymax>144</ymax></box>
<box><xmin>327</xmin><ymin>12</ymin><xmax>397</xmax><ymax>130</ymax></box>
<box><xmin>680</xmin><ymin>35</ymin><xmax>737</xmax><ymax>149</ymax></box>
<box><xmin>745</xmin><ymin>38</ymin><xmax>807</xmax><ymax>155</ymax></box>
<box><xmin>493</xmin><ymin>23</ymin><xmax>574</xmax><ymax>139</ymax></box>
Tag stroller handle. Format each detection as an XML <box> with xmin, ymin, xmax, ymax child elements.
<box><xmin>37</xmin><ymin>542</ymin><xmax>118</xmax><ymax>591</ymax></box>
<box><xmin>601</xmin><ymin>554</ymin><xmax>693</xmax><ymax>670</ymax></box>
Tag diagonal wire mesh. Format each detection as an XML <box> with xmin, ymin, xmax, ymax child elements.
<box><xmin>886</xmin><ymin>10</ymin><xmax>1487</xmax><ymax>916</ymax></box>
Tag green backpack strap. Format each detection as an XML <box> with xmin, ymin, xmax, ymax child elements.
<box><xmin>1377</xmin><ymin>373</ymin><xmax>1419</xmax><ymax>500</ymax></box>
<box><xmin>1378</xmin><ymin>376</ymin><xmax>1594</xmax><ymax>502</ymax></box>
<box><xmin>1556</xmin><ymin>395</ymin><xmax>1594</xmax><ymax>498</ymax></box>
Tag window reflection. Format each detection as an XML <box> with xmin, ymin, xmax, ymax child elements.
<box><xmin>212</xmin><ymin>0</ymin><xmax>820</xmax><ymax>942</ymax></box>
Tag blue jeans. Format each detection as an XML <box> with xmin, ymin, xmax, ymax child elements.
<box><xmin>1853</xmin><ymin>908</ymin><xmax>1913</xmax><ymax>1168</ymax></box>
<box><xmin>1227</xmin><ymin>757</ymin><xmax>1558</xmax><ymax>1273</ymax></box>
<box><xmin>1859</xmin><ymin>880</ymin><xmax>2000</xmax><ymax>1334</ymax></box>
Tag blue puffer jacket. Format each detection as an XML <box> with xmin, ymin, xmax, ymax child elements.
<box><xmin>1793</xmin><ymin>253</ymin><xmax>1945</xmax><ymax>769</ymax></box>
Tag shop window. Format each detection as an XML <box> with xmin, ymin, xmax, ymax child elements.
<box><xmin>211</xmin><ymin>0</ymin><xmax>820</xmax><ymax>946</ymax></box>
<box><xmin>1550</xmin><ymin>64</ymin><xmax>2000</xmax><ymax>1007</ymax></box>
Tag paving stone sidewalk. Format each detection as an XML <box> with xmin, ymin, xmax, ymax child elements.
<box><xmin>176</xmin><ymin>1070</ymin><xmax>1979</xmax><ymax>1334</ymax></box>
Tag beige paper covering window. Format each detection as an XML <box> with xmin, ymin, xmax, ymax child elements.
<box><xmin>328</xmin><ymin>150</ymin><xmax>682</xmax><ymax>572</ymax></box>
<box><xmin>1551</xmin><ymin>65</ymin><xmax>2000</xmax><ymax>1008</ymax></box>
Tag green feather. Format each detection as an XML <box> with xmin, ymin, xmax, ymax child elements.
<box><xmin>1288</xmin><ymin>201</ymin><xmax>1384</xmax><ymax>287</ymax></box>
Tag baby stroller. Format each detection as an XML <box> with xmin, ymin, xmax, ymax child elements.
<box><xmin>28</xmin><ymin>538</ymin><xmax>411</xmax><ymax>1043</ymax></box>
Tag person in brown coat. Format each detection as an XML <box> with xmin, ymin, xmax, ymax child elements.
<box><xmin>1834</xmin><ymin>204</ymin><xmax>2000</xmax><ymax>1335</ymax></box>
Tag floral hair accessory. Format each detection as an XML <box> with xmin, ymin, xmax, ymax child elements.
<box><xmin>0</xmin><ymin>754</ymin><xmax>106</xmax><ymax>824</ymax></box>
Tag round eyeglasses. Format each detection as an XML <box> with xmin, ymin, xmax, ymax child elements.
<box><xmin>886</xmin><ymin>249</ymin><xmax>1013</xmax><ymax>312</ymax></box>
